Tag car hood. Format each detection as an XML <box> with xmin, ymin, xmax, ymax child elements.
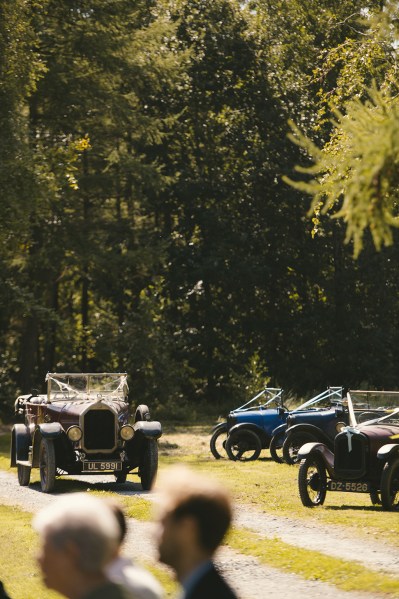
<box><xmin>38</xmin><ymin>399</ymin><xmax>128</xmax><ymax>428</ymax></box>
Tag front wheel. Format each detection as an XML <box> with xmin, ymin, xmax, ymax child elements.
<box><xmin>17</xmin><ymin>463</ymin><xmax>31</xmax><ymax>486</ymax></box>
<box><xmin>381</xmin><ymin>457</ymin><xmax>399</xmax><ymax>511</ymax></box>
<box><xmin>283</xmin><ymin>432</ymin><xmax>317</xmax><ymax>465</ymax></box>
<box><xmin>210</xmin><ymin>424</ymin><xmax>228</xmax><ymax>459</ymax></box>
<box><xmin>269</xmin><ymin>431</ymin><xmax>285</xmax><ymax>463</ymax></box>
<box><xmin>140</xmin><ymin>440</ymin><xmax>158</xmax><ymax>490</ymax></box>
<box><xmin>225</xmin><ymin>429</ymin><xmax>262</xmax><ymax>461</ymax></box>
<box><xmin>39</xmin><ymin>438</ymin><xmax>56</xmax><ymax>493</ymax></box>
<box><xmin>298</xmin><ymin>455</ymin><xmax>327</xmax><ymax>507</ymax></box>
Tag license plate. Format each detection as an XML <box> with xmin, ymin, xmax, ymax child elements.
<box><xmin>82</xmin><ymin>461</ymin><xmax>122</xmax><ymax>472</ymax></box>
<box><xmin>327</xmin><ymin>480</ymin><xmax>370</xmax><ymax>493</ymax></box>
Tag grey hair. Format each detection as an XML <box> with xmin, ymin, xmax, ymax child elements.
<box><xmin>33</xmin><ymin>493</ymin><xmax>120</xmax><ymax>574</ymax></box>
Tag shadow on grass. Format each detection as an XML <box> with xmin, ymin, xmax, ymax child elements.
<box><xmin>24</xmin><ymin>476</ymin><xmax>146</xmax><ymax>496</ymax></box>
<box><xmin>325</xmin><ymin>504</ymin><xmax>382</xmax><ymax>512</ymax></box>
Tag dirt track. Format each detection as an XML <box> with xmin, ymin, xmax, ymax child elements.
<box><xmin>0</xmin><ymin>469</ymin><xmax>397</xmax><ymax>599</ymax></box>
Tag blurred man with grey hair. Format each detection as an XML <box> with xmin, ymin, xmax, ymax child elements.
<box><xmin>33</xmin><ymin>493</ymin><xmax>136</xmax><ymax>599</ymax></box>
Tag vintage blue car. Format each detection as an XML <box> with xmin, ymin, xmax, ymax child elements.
<box><xmin>210</xmin><ymin>387</ymin><xmax>343</xmax><ymax>461</ymax></box>
<box><xmin>210</xmin><ymin>387</ymin><xmax>286</xmax><ymax>460</ymax></box>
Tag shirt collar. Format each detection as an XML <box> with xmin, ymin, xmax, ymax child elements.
<box><xmin>181</xmin><ymin>559</ymin><xmax>213</xmax><ymax>597</ymax></box>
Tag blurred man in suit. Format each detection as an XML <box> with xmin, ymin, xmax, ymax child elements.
<box><xmin>154</xmin><ymin>466</ymin><xmax>237</xmax><ymax>599</ymax></box>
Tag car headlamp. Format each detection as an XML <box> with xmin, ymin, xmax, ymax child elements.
<box><xmin>67</xmin><ymin>425</ymin><xmax>82</xmax><ymax>442</ymax></box>
<box><xmin>120</xmin><ymin>425</ymin><xmax>134</xmax><ymax>441</ymax></box>
<box><xmin>336</xmin><ymin>421</ymin><xmax>346</xmax><ymax>433</ymax></box>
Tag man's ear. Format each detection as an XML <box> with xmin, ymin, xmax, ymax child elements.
<box><xmin>63</xmin><ymin>539</ymin><xmax>81</xmax><ymax>566</ymax></box>
<box><xmin>178</xmin><ymin>515</ymin><xmax>199</xmax><ymax>545</ymax></box>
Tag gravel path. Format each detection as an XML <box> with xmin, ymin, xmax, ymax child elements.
<box><xmin>0</xmin><ymin>470</ymin><xmax>397</xmax><ymax>599</ymax></box>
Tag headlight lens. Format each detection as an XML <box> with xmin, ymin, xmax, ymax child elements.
<box><xmin>336</xmin><ymin>421</ymin><xmax>346</xmax><ymax>433</ymax></box>
<box><xmin>120</xmin><ymin>425</ymin><xmax>134</xmax><ymax>441</ymax></box>
<box><xmin>67</xmin><ymin>426</ymin><xmax>82</xmax><ymax>442</ymax></box>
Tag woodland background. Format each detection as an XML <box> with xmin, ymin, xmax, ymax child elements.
<box><xmin>1</xmin><ymin>0</ymin><xmax>399</xmax><ymax>420</ymax></box>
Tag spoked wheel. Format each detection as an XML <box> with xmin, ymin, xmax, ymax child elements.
<box><xmin>225</xmin><ymin>429</ymin><xmax>262</xmax><ymax>461</ymax></box>
<box><xmin>140</xmin><ymin>440</ymin><xmax>158</xmax><ymax>490</ymax></box>
<box><xmin>39</xmin><ymin>438</ymin><xmax>56</xmax><ymax>493</ymax></box>
<box><xmin>210</xmin><ymin>424</ymin><xmax>228</xmax><ymax>459</ymax></box>
<box><xmin>298</xmin><ymin>455</ymin><xmax>327</xmax><ymax>507</ymax></box>
<box><xmin>269</xmin><ymin>431</ymin><xmax>285</xmax><ymax>463</ymax></box>
<box><xmin>283</xmin><ymin>432</ymin><xmax>317</xmax><ymax>465</ymax></box>
<box><xmin>17</xmin><ymin>462</ymin><xmax>31</xmax><ymax>486</ymax></box>
<box><xmin>381</xmin><ymin>457</ymin><xmax>399</xmax><ymax>511</ymax></box>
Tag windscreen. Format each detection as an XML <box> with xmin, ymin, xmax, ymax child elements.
<box><xmin>46</xmin><ymin>373</ymin><xmax>128</xmax><ymax>402</ymax></box>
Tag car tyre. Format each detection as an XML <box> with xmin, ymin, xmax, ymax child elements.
<box><xmin>369</xmin><ymin>489</ymin><xmax>381</xmax><ymax>505</ymax></box>
<box><xmin>140</xmin><ymin>440</ymin><xmax>158</xmax><ymax>490</ymax></box>
<box><xmin>298</xmin><ymin>455</ymin><xmax>327</xmax><ymax>507</ymax></box>
<box><xmin>210</xmin><ymin>424</ymin><xmax>228</xmax><ymax>459</ymax></box>
<box><xmin>17</xmin><ymin>463</ymin><xmax>31</xmax><ymax>486</ymax></box>
<box><xmin>283</xmin><ymin>431</ymin><xmax>317</xmax><ymax>465</ymax></box>
<box><xmin>39</xmin><ymin>438</ymin><xmax>56</xmax><ymax>493</ymax></box>
<box><xmin>225</xmin><ymin>429</ymin><xmax>262</xmax><ymax>461</ymax></box>
<box><xmin>114</xmin><ymin>471</ymin><xmax>127</xmax><ymax>484</ymax></box>
<box><xmin>269</xmin><ymin>431</ymin><xmax>285</xmax><ymax>463</ymax></box>
<box><xmin>381</xmin><ymin>457</ymin><xmax>399</xmax><ymax>511</ymax></box>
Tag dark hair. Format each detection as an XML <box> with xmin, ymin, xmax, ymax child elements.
<box><xmin>172</xmin><ymin>494</ymin><xmax>232</xmax><ymax>553</ymax></box>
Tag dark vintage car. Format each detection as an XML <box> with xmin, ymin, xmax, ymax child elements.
<box><xmin>297</xmin><ymin>393</ymin><xmax>399</xmax><ymax>510</ymax></box>
<box><xmin>11</xmin><ymin>372</ymin><xmax>162</xmax><ymax>493</ymax></box>
<box><xmin>276</xmin><ymin>390</ymin><xmax>389</xmax><ymax>465</ymax></box>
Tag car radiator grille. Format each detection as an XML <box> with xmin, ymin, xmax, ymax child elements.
<box><xmin>83</xmin><ymin>409</ymin><xmax>116</xmax><ymax>451</ymax></box>
<box><xmin>334</xmin><ymin>432</ymin><xmax>367</xmax><ymax>477</ymax></box>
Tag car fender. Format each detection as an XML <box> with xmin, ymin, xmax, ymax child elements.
<box><xmin>31</xmin><ymin>423</ymin><xmax>64</xmax><ymax>467</ymax></box>
<box><xmin>10</xmin><ymin>424</ymin><xmax>32</xmax><ymax>467</ymax></box>
<box><xmin>38</xmin><ymin>422</ymin><xmax>64</xmax><ymax>438</ymax></box>
<box><xmin>297</xmin><ymin>442</ymin><xmax>335</xmax><ymax>475</ymax></box>
<box><xmin>211</xmin><ymin>421</ymin><xmax>227</xmax><ymax>434</ymax></box>
<box><xmin>133</xmin><ymin>420</ymin><xmax>162</xmax><ymax>440</ymax></box>
<box><xmin>271</xmin><ymin>422</ymin><xmax>287</xmax><ymax>437</ymax></box>
<box><xmin>286</xmin><ymin>423</ymin><xmax>332</xmax><ymax>446</ymax></box>
<box><xmin>227</xmin><ymin>422</ymin><xmax>269</xmax><ymax>445</ymax></box>
<box><xmin>377</xmin><ymin>443</ymin><xmax>399</xmax><ymax>460</ymax></box>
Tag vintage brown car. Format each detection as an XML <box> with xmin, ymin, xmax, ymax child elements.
<box><xmin>297</xmin><ymin>392</ymin><xmax>399</xmax><ymax>510</ymax></box>
<box><xmin>11</xmin><ymin>372</ymin><xmax>161</xmax><ymax>493</ymax></box>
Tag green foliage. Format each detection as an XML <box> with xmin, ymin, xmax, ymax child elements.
<box><xmin>285</xmin><ymin>87</ymin><xmax>399</xmax><ymax>257</ymax></box>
